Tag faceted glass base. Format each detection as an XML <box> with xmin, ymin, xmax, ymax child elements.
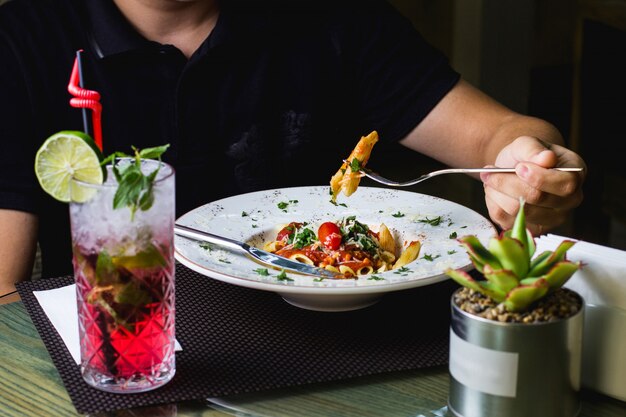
<box><xmin>81</xmin><ymin>357</ymin><xmax>175</xmax><ymax>393</ymax></box>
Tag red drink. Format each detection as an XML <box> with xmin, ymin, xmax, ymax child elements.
<box><xmin>70</xmin><ymin>159</ymin><xmax>176</xmax><ymax>393</ymax></box>
<box><xmin>74</xmin><ymin>242</ymin><xmax>175</xmax><ymax>386</ymax></box>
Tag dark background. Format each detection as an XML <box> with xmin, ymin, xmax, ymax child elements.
<box><xmin>387</xmin><ymin>0</ymin><xmax>626</xmax><ymax>250</ymax></box>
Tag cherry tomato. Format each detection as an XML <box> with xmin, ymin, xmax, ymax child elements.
<box><xmin>276</xmin><ymin>222</ymin><xmax>301</xmax><ymax>242</ymax></box>
<box><xmin>318</xmin><ymin>222</ymin><xmax>342</xmax><ymax>250</ymax></box>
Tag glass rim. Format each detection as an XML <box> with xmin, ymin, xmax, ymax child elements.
<box><xmin>71</xmin><ymin>158</ymin><xmax>175</xmax><ymax>189</ymax></box>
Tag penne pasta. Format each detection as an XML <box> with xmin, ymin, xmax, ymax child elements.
<box><xmin>377</xmin><ymin>223</ymin><xmax>395</xmax><ymax>254</ymax></box>
<box><xmin>393</xmin><ymin>241</ymin><xmax>421</xmax><ymax>269</ymax></box>
<box><xmin>263</xmin><ymin>241</ymin><xmax>282</xmax><ymax>252</ymax></box>
<box><xmin>357</xmin><ymin>265</ymin><xmax>374</xmax><ymax>275</ymax></box>
<box><xmin>289</xmin><ymin>253</ymin><xmax>314</xmax><ymax>265</ymax></box>
<box><xmin>339</xmin><ymin>265</ymin><xmax>357</xmax><ymax>277</ymax></box>
<box><xmin>330</xmin><ymin>131</ymin><xmax>379</xmax><ymax>202</ymax></box>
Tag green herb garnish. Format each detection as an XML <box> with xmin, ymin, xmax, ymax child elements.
<box><xmin>342</xmin><ymin>217</ymin><xmax>378</xmax><ymax>254</ymax></box>
<box><xmin>449</xmin><ymin>232</ymin><xmax>457</xmax><ymax>239</ymax></box>
<box><xmin>423</xmin><ymin>253</ymin><xmax>441</xmax><ymax>261</ymax></box>
<box><xmin>368</xmin><ymin>275</ymin><xmax>385</xmax><ymax>281</ymax></box>
<box><xmin>349</xmin><ymin>158</ymin><xmax>362</xmax><ymax>172</ymax></box>
<box><xmin>393</xmin><ymin>266</ymin><xmax>412</xmax><ymax>276</ymax></box>
<box><xmin>287</xmin><ymin>225</ymin><xmax>318</xmax><ymax>249</ymax></box>
<box><xmin>253</xmin><ymin>268</ymin><xmax>270</xmax><ymax>276</ymax></box>
<box><xmin>418</xmin><ymin>216</ymin><xmax>443</xmax><ymax>226</ymax></box>
<box><xmin>392</xmin><ymin>211</ymin><xmax>405</xmax><ymax>218</ymax></box>
<box><xmin>276</xmin><ymin>270</ymin><xmax>293</xmax><ymax>281</ymax></box>
<box><xmin>101</xmin><ymin>144</ymin><xmax>169</xmax><ymax>220</ymax></box>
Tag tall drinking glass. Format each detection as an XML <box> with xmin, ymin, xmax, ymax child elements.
<box><xmin>69</xmin><ymin>158</ymin><xmax>175</xmax><ymax>393</ymax></box>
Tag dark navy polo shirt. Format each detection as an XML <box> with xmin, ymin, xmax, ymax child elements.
<box><xmin>0</xmin><ymin>0</ymin><xmax>460</xmax><ymax>278</ymax></box>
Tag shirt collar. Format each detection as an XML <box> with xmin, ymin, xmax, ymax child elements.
<box><xmin>86</xmin><ymin>0</ymin><xmax>152</xmax><ymax>58</ymax></box>
<box><xmin>85</xmin><ymin>0</ymin><xmax>272</xmax><ymax>60</ymax></box>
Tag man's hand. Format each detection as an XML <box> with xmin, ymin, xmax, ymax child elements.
<box><xmin>480</xmin><ymin>136</ymin><xmax>586</xmax><ymax>234</ymax></box>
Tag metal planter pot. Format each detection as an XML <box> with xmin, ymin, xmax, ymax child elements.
<box><xmin>448</xmin><ymin>288</ymin><xmax>584</xmax><ymax>417</ymax></box>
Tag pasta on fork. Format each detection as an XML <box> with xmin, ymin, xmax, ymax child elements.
<box><xmin>330</xmin><ymin>131</ymin><xmax>378</xmax><ymax>202</ymax></box>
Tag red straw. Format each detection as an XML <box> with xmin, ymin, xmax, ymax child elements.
<box><xmin>68</xmin><ymin>52</ymin><xmax>103</xmax><ymax>151</ymax></box>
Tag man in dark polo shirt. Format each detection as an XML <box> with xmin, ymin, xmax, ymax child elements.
<box><xmin>0</xmin><ymin>0</ymin><xmax>585</xmax><ymax>293</ymax></box>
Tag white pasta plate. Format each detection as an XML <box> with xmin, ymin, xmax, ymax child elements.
<box><xmin>174</xmin><ymin>186</ymin><xmax>496</xmax><ymax>312</ymax></box>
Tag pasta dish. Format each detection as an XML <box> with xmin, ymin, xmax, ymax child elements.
<box><xmin>264</xmin><ymin>216</ymin><xmax>420</xmax><ymax>278</ymax></box>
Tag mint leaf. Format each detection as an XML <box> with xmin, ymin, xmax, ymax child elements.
<box><xmin>138</xmin><ymin>144</ymin><xmax>170</xmax><ymax>159</ymax></box>
<box><xmin>107</xmin><ymin>145</ymin><xmax>169</xmax><ymax>220</ymax></box>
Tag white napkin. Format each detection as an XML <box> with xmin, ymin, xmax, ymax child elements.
<box><xmin>534</xmin><ymin>234</ymin><xmax>626</xmax><ymax>309</ymax></box>
<box><xmin>534</xmin><ymin>234</ymin><xmax>626</xmax><ymax>401</ymax></box>
<box><xmin>33</xmin><ymin>284</ymin><xmax>181</xmax><ymax>365</ymax></box>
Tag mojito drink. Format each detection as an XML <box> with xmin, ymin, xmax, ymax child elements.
<box><xmin>70</xmin><ymin>158</ymin><xmax>175</xmax><ymax>393</ymax></box>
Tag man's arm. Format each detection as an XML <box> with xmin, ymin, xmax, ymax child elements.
<box><xmin>400</xmin><ymin>79</ymin><xmax>585</xmax><ymax>234</ymax></box>
<box><xmin>0</xmin><ymin>209</ymin><xmax>38</xmax><ymax>295</ymax></box>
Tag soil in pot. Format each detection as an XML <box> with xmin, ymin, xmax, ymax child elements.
<box><xmin>453</xmin><ymin>287</ymin><xmax>582</xmax><ymax>323</ymax></box>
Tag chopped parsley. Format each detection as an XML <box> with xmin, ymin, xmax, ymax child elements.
<box><xmin>287</xmin><ymin>225</ymin><xmax>317</xmax><ymax>249</ymax></box>
<box><xmin>418</xmin><ymin>216</ymin><xmax>443</xmax><ymax>226</ymax></box>
<box><xmin>241</xmin><ymin>211</ymin><xmax>249</xmax><ymax>217</ymax></box>
<box><xmin>341</xmin><ymin>216</ymin><xmax>379</xmax><ymax>255</ymax></box>
<box><xmin>391</xmin><ymin>211</ymin><xmax>405</xmax><ymax>218</ymax></box>
<box><xmin>199</xmin><ymin>242</ymin><xmax>212</xmax><ymax>251</ymax></box>
<box><xmin>218</xmin><ymin>259</ymin><xmax>231</xmax><ymax>264</ymax></box>
<box><xmin>449</xmin><ymin>232</ymin><xmax>457</xmax><ymax>239</ymax></box>
<box><xmin>253</xmin><ymin>268</ymin><xmax>269</xmax><ymax>276</ymax></box>
<box><xmin>276</xmin><ymin>270</ymin><xmax>293</xmax><ymax>281</ymax></box>
<box><xmin>368</xmin><ymin>275</ymin><xmax>385</xmax><ymax>281</ymax></box>
<box><xmin>447</xmin><ymin>250</ymin><xmax>457</xmax><ymax>255</ymax></box>
<box><xmin>349</xmin><ymin>158</ymin><xmax>362</xmax><ymax>172</ymax></box>
<box><xmin>393</xmin><ymin>266</ymin><xmax>412</xmax><ymax>276</ymax></box>
<box><xmin>329</xmin><ymin>200</ymin><xmax>348</xmax><ymax>207</ymax></box>
<box><xmin>278</xmin><ymin>200</ymin><xmax>299</xmax><ymax>212</ymax></box>
<box><xmin>422</xmin><ymin>253</ymin><xmax>441</xmax><ymax>262</ymax></box>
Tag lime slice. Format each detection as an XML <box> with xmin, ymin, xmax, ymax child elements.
<box><xmin>34</xmin><ymin>131</ymin><xmax>104</xmax><ymax>203</ymax></box>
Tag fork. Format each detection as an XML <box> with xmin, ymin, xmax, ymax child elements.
<box><xmin>355</xmin><ymin>165</ymin><xmax>584</xmax><ymax>187</ymax></box>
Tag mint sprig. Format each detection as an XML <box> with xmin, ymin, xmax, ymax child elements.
<box><xmin>101</xmin><ymin>144</ymin><xmax>170</xmax><ymax>219</ymax></box>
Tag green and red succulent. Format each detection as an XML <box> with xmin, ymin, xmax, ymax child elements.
<box><xmin>445</xmin><ymin>199</ymin><xmax>582</xmax><ymax>312</ymax></box>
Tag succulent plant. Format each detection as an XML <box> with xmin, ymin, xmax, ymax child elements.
<box><xmin>445</xmin><ymin>199</ymin><xmax>582</xmax><ymax>312</ymax></box>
